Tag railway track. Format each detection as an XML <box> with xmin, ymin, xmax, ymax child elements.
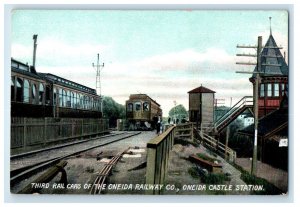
<box><xmin>10</xmin><ymin>131</ymin><xmax>141</xmax><ymax>186</ymax></box>
<box><xmin>90</xmin><ymin>148</ymin><xmax>129</xmax><ymax>194</ymax></box>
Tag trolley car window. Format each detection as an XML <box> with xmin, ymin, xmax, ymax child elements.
<box><xmin>127</xmin><ymin>103</ymin><xmax>133</xmax><ymax>112</ymax></box>
<box><xmin>53</xmin><ymin>88</ymin><xmax>57</xmax><ymax>106</ymax></box>
<box><xmin>39</xmin><ymin>83</ymin><xmax>44</xmax><ymax>105</ymax></box>
<box><xmin>71</xmin><ymin>92</ymin><xmax>75</xmax><ymax>108</ymax></box>
<box><xmin>45</xmin><ymin>85</ymin><xmax>51</xmax><ymax>105</ymax></box>
<box><xmin>16</xmin><ymin>78</ymin><xmax>23</xmax><ymax>102</ymax></box>
<box><xmin>143</xmin><ymin>102</ymin><xmax>149</xmax><ymax>111</ymax></box>
<box><xmin>24</xmin><ymin>80</ymin><xmax>30</xmax><ymax>103</ymax></box>
<box><xmin>11</xmin><ymin>77</ymin><xmax>15</xmax><ymax>101</ymax></box>
<box><xmin>66</xmin><ymin>90</ymin><xmax>71</xmax><ymax>107</ymax></box>
<box><xmin>79</xmin><ymin>94</ymin><xmax>83</xmax><ymax>109</ymax></box>
<box><xmin>63</xmin><ymin>90</ymin><xmax>68</xmax><ymax>107</ymax></box>
<box><xmin>19</xmin><ymin>64</ymin><xmax>29</xmax><ymax>72</ymax></box>
<box><xmin>59</xmin><ymin>88</ymin><xmax>63</xmax><ymax>107</ymax></box>
<box><xmin>32</xmin><ymin>83</ymin><xmax>37</xmax><ymax>104</ymax></box>
<box><xmin>134</xmin><ymin>102</ymin><xmax>141</xmax><ymax>111</ymax></box>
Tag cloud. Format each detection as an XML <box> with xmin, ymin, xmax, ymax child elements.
<box><xmin>11</xmin><ymin>39</ymin><xmax>110</xmax><ymax>67</ymax></box>
<box><xmin>133</xmin><ymin>48</ymin><xmax>238</xmax><ymax>74</ymax></box>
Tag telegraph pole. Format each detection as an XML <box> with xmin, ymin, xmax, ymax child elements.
<box><xmin>92</xmin><ymin>54</ymin><xmax>105</xmax><ymax>113</ymax></box>
<box><xmin>236</xmin><ymin>36</ymin><xmax>262</xmax><ymax>176</ymax></box>
<box><xmin>32</xmin><ymin>34</ymin><xmax>38</xmax><ymax>68</ymax></box>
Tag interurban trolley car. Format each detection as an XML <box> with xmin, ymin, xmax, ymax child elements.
<box><xmin>125</xmin><ymin>94</ymin><xmax>162</xmax><ymax>130</ymax></box>
<box><xmin>11</xmin><ymin>58</ymin><xmax>102</xmax><ymax>118</ymax></box>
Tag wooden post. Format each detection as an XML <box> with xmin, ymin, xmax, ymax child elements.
<box><xmin>191</xmin><ymin>123</ymin><xmax>194</xmax><ymax>142</ymax></box>
<box><xmin>44</xmin><ymin>118</ymin><xmax>47</xmax><ymax>146</ymax></box>
<box><xmin>81</xmin><ymin>119</ymin><xmax>84</xmax><ymax>137</ymax></box>
<box><xmin>225</xmin><ymin>126</ymin><xmax>230</xmax><ymax>160</ymax></box>
<box><xmin>23</xmin><ymin>117</ymin><xmax>27</xmax><ymax>149</ymax></box>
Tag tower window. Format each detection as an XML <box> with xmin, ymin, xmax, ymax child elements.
<box><xmin>274</xmin><ymin>83</ymin><xmax>279</xmax><ymax>97</ymax></box>
<box><xmin>267</xmin><ymin>83</ymin><xmax>272</xmax><ymax>97</ymax></box>
<box><xmin>260</xmin><ymin>83</ymin><xmax>265</xmax><ymax>97</ymax></box>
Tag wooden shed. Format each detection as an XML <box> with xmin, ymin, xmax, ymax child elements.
<box><xmin>188</xmin><ymin>85</ymin><xmax>215</xmax><ymax>125</ymax></box>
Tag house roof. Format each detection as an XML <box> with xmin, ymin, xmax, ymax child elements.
<box><xmin>188</xmin><ymin>86</ymin><xmax>216</xmax><ymax>94</ymax></box>
<box><xmin>252</xmin><ymin>34</ymin><xmax>288</xmax><ymax>78</ymax></box>
<box><xmin>238</xmin><ymin>99</ymin><xmax>288</xmax><ymax>139</ymax></box>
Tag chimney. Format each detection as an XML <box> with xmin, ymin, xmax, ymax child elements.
<box><xmin>33</xmin><ymin>34</ymin><xmax>38</xmax><ymax>68</ymax></box>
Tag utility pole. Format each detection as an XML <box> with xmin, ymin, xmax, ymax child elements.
<box><xmin>32</xmin><ymin>34</ymin><xmax>38</xmax><ymax>68</ymax></box>
<box><xmin>92</xmin><ymin>54</ymin><xmax>105</xmax><ymax>113</ymax></box>
<box><xmin>236</xmin><ymin>36</ymin><xmax>262</xmax><ymax>176</ymax></box>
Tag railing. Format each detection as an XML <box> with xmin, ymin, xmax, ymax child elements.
<box><xmin>174</xmin><ymin>123</ymin><xmax>194</xmax><ymax>141</ymax></box>
<box><xmin>214</xmin><ymin>96</ymin><xmax>253</xmax><ymax>131</ymax></box>
<box><xmin>11</xmin><ymin>117</ymin><xmax>109</xmax><ymax>154</ymax></box>
<box><xmin>194</xmin><ymin>129</ymin><xmax>236</xmax><ymax>162</ymax></box>
<box><xmin>145</xmin><ymin>125</ymin><xmax>176</xmax><ymax>195</ymax></box>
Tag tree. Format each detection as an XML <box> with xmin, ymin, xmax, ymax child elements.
<box><xmin>102</xmin><ymin>96</ymin><xmax>125</xmax><ymax>127</ymax></box>
<box><xmin>168</xmin><ymin>104</ymin><xmax>188</xmax><ymax>123</ymax></box>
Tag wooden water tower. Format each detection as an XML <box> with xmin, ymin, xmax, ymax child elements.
<box><xmin>188</xmin><ymin>85</ymin><xmax>215</xmax><ymax>125</ymax></box>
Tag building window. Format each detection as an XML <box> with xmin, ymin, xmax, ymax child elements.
<box><xmin>143</xmin><ymin>102</ymin><xmax>149</xmax><ymax>111</ymax></box>
<box><xmin>274</xmin><ymin>83</ymin><xmax>279</xmax><ymax>97</ymax></box>
<box><xmin>127</xmin><ymin>103</ymin><xmax>133</xmax><ymax>112</ymax></box>
<box><xmin>267</xmin><ymin>83</ymin><xmax>272</xmax><ymax>97</ymax></box>
<box><xmin>260</xmin><ymin>83</ymin><xmax>265</xmax><ymax>97</ymax></box>
<box><xmin>135</xmin><ymin>102</ymin><xmax>141</xmax><ymax>111</ymax></box>
<box><xmin>31</xmin><ymin>83</ymin><xmax>37</xmax><ymax>104</ymax></box>
<box><xmin>39</xmin><ymin>83</ymin><xmax>44</xmax><ymax>105</ymax></box>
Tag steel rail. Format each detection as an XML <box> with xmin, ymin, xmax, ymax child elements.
<box><xmin>10</xmin><ymin>132</ymin><xmax>141</xmax><ymax>187</ymax></box>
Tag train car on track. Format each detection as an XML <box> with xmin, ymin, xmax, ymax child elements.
<box><xmin>11</xmin><ymin>58</ymin><xmax>102</xmax><ymax>118</ymax></box>
<box><xmin>125</xmin><ymin>94</ymin><xmax>162</xmax><ymax>130</ymax></box>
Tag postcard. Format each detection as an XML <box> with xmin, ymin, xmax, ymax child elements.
<box><xmin>10</xmin><ymin>9</ymin><xmax>288</xmax><ymax>196</ymax></box>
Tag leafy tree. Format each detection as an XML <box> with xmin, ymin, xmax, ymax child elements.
<box><xmin>102</xmin><ymin>96</ymin><xmax>125</xmax><ymax>127</ymax></box>
<box><xmin>168</xmin><ymin>104</ymin><xmax>188</xmax><ymax>123</ymax></box>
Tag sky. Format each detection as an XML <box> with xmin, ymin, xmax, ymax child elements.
<box><xmin>11</xmin><ymin>10</ymin><xmax>288</xmax><ymax>115</ymax></box>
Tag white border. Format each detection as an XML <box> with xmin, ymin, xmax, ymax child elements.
<box><xmin>1</xmin><ymin>1</ymin><xmax>298</xmax><ymax>206</ymax></box>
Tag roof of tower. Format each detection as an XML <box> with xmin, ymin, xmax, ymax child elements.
<box><xmin>252</xmin><ymin>34</ymin><xmax>288</xmax><ymax>78</ymax></box>
<box><xmin>188</xmin><ymin>85</ymin><xmax>216</xmax><ymax>94</ymax></box>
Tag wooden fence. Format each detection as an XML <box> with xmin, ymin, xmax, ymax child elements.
<box><xmin>11</xmin><ymin>117</ymin><xmax>109</xmax><ymax>153</ymax></box>
<box><xmin>145</xmin><ymin>125</ymin><xmax>175</xmax><ymax>195</ymax></box>
<box><xmin>194</xmin><ymin>128</ymin><xmax>236</xmax><ymax>162</ymax></box>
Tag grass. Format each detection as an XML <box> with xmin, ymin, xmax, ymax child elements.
<box><xmin>201</xmin><ymin>172</ymin><xmax>231</xmax><ymax>184</ymax></box>
<box><xmin>188</xmin><ymin>166</ymin><xmax>231</xmax><ymax>184</ymax></box>
<box><xmin>196</xmin><ymin>153</ymin><xmax>221</xmax><ymax>164</ymax></box>
<box><xmin>231</xmin><ymin>162</ymin><xmax>283</xmax><ymax>195</ymax></box>
<box><xmin>174</xmin><ymin>138</ymin><xmax>199</xmax><ymax>147</ymax></box>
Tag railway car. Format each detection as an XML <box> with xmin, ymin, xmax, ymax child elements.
<box><xmin>125</xmin><ymin>94</ymin><xmax>162</xmax><ymax>130</ymax></box>
<box><xmin>11</xmin><ymin>58</ymin><xmax>102</xmax><ymax>118</ymax></box>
